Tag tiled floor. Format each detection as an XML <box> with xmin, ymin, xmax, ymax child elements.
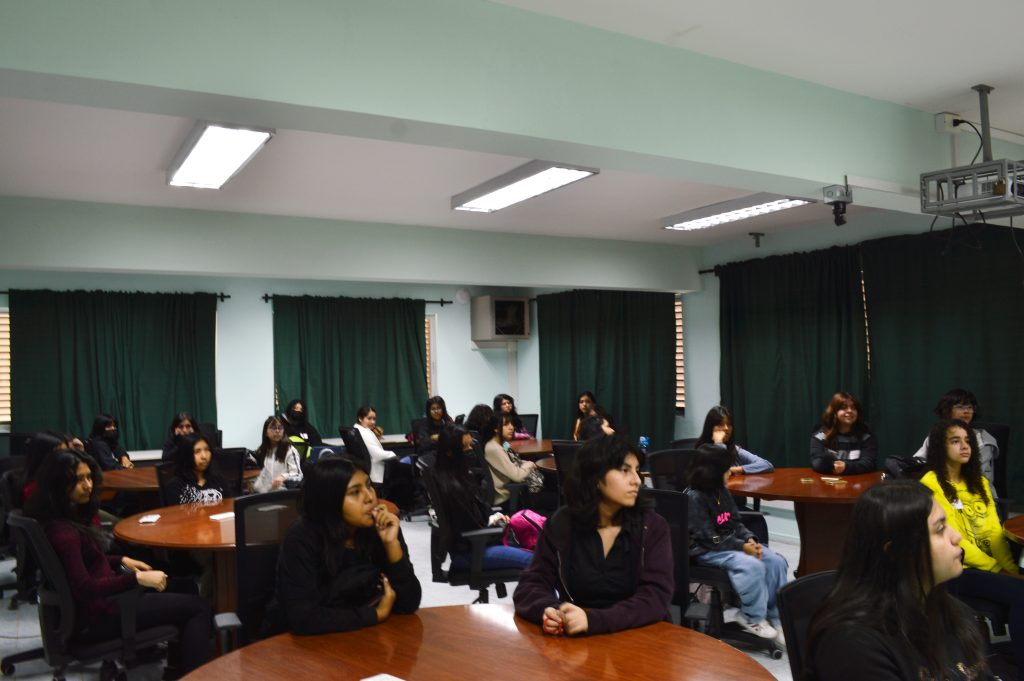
<box><xmin>0</xmin><ymin>501</ymin><xmax>801</xmax><ymax>680</ymax></box>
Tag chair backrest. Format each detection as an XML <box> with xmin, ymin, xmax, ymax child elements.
<box><xmin>777</xmin><ymin>570</ymin><xmax>837</xmax><ymax>680</ymax></box>
<box><xmin>7</xmin><ymin>511</ymin><xmax>78</xmax><ymax>665</ymax></box>
<box><xmin>738</xmin><ymin>510</ymin><xmax>769</xmax><ymax>545</ymax></box>
<box><xmin>454</xmin><ymin>414</ymin><xmax>465</xmax><ymax>425</ymax></box>
<box><xmin>641</xmin><ymin>488</ymin><xmax>690</xmax><ymax>608</ymax></box>
<box><xmin>198</xmin><ymin>423</ymin><xmax>223</xmax><ymax>449</ymax></box>
<box><xmin>216</xmin><ymin>448</ymin><xmax>247</xmax><ymax>497</ymax></box>
<box><xmin>8</xmin><ymin>435</ymin><xmax>34</xmax><ymax>459</ymax></box>
<box><xmin>647</xmin><ymin>449</ymin><xmax>697</xmax><ymax>491</ymax></box>
<box><xmin>518</xmin><ymin>414</ymin><xmax>539</xmax><ymax>438</ymax></box>
<box><xmin>338</xmin><ymin>428</ymin><xmax>371</xmax><ymax>474</ymax></box>
<box><xmin>973</xmin><ymin>422</ymin><xmax>1009</xmax><ymax>498</ymax></box>
<box><xmin>234</xmin><ymin>490</ymin><xmax>301</xmax><ymax>645</ymax></box>
<box><xmin>154</xmin><ymin>461</ymin><xmax>177</xmax><ymax>506</ymax></box>
<box><xmin>551</xmin><ymin>439</ymin><xmax>583</xmax><ymax>499</ymax></box>
<box><xmin>670</xmin><ymin>437</ymin><xmax>698</xmax><ymax>450</ymax></box>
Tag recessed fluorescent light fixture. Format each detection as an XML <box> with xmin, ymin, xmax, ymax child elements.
<box><xmin>452</xmin><ymin>160</ymin><xmax>598</xmax><ymax>213</ymax></box>
<box><xmin>662</xmin><ymin>192</ymin><xmax>812</xmax><ymax>231</ymax></box>
<box><xmin>167</xmin><ymin>121</ymin><xmax>274</xmax><ymax>189</ymax></box>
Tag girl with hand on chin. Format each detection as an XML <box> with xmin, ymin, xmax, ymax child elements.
<box><xmin>807</xmin><ymin>481</ymin><xmax>994</xmax><ymax>681</ymax></box>
<box><xmin>809</xmin><ymin>392</ymin><xmax>878</xmax><ymax>475</ymax></box>
<box><xmin>26</xmin><ymin>449</ymin><xmax>210</xmax><ymax>678</ymax></box>
<box><xmin>514</xmin><ymin>433</ymin><xmax>673</xmax><ymax>636</ymax></box>
<box><xmin>694</xmin><ymin>406</ymin><xmax>773</xmax><ymax>476</ymax></box>
<box><xmin>275</xmin><ymin>457</ymin><xmax>421</xmax><ymax>634</ymax></box>
<box><xmin>919</xmin><ymin>419</ymin><xmax>1024</xmax><ymax>673</ymax></box>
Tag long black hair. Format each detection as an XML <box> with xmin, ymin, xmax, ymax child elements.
<box><xmin>255</xmin><ymin>415</ymin><xmax>291</xmax><ymax>465</ymax></box>
<box><xmin>686</xmin><ymin>444</ymin><xmax>733</xmax><ymax>494</ymax></box>
<box><xmin>565</xmin><ymin>433</ymin><xmax>649</xmax><ymax>529</ymax></box>
<box><xmin>432</xmin><ymin>424</ymin><xmax>488</xmax><ymax>530</ymax></box>
<box><xmin>88</xmin><ymin>413</ymin><xmax>118</xmax><ymax>440</ymax></box>
<box><xmin>24</xmin><ymin>448</ymin><xmax>105</xmax><ymax>546</ymax></box>
<box><xmin>933</xmin><ymin>388</ymin><xmax>979</xmax><ymax>420</ymax></box>
<box><xmin>695</xmin><ymin>405</ymin><xmax>738</xmax><ymax>462</ymax></box>
<box><xmin>924</xmin><ymin>419</ymin><xmax>988</xmax><ymax>505</ymax></box>
<box><xmin>298</xmin><ymin>456</ymin><xmax>380</xmax><ymax>574</ymax></box>
<box><xmin>463</xmin><ymin>404</ymin><xmax>493</xmax><ymax>433</ymax></box>
<box><xmin>172</xmin><ymin>434</ymin><xmax>224</xmax><ymax>487</ymax></box>
<box><xmin>805</xmin><ymin>481</ymin><xmax>988</xmax><ymax>680</ymax></box>
<box><xmin>492</xmin><ymin>394</ymin><xmax>523</xmax><ymax>431</ymax></box>
<box><xmin>479</xmin><ymin>412</ymin><xmax>512</xmax><ymax>447</ymax></box>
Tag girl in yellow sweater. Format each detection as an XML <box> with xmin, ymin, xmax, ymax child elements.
<box><xmin>919</xmin><ymin>419</ymin><xmax>1022</xmax><ymax>672</ymax></box>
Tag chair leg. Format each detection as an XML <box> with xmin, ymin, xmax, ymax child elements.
<box><xmin>473</xmin><ymin>588</ymin><xmax>490</xmax><ymax>604</ymax></box>
<box><xmin>495</xmin><ymin>583</ymin><xmax>507</xmax><ymax>599</ymax></box>
<box><xmin>707</xmin><ymin>587</ymin><xmax>724</xmax><ymax>638</ymax></box>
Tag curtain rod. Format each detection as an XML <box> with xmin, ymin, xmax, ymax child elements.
<box><xmin>261</xmin><ymin>294</ymin><xmax>453</xmax><ymax>306</ymax></box>
<box><xmin>0</xmin><ymin>290</ymin><xmax>231</xmax><ymax>300</ymax></box>
<box><xmin>699</xmin><ymin>268</ymin><xmax>715</xmax><ymax>275</ymax></box>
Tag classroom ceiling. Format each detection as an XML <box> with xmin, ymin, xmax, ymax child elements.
<box><xmin>4</xmin><ymin>1</ymin><xmax>1022</xmax><ymax>247</ymax></box>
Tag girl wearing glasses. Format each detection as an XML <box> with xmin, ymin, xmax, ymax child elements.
<box><xmin>252</xmin><ymin>415</ymin><xmax>302</xmax><ymax>493</ymax></box>
<box><xmin>912</xmin><ymin>388</ymin><xmax>999</xmax><ymax>495</ymax></box>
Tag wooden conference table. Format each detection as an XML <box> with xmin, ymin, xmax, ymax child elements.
<box><xmin>1005</xmin><ymin>515</ymin><xmax>1024</xmax><ymax>544</ymax></box>
<box><xmin>510</xmin><ymin>438</ymin><xmax>554</xmax><ymax>458</ymax></box>
<box><xmin>180</xmin><ymin>603</ymin><xmax>775</xmax><ymax>681</ymax></box>
<box><xmin>103</xmin><ymin>467</ymin><xmax>260</xmax><ymax>494</ymax></box>
<box><xmin>728</xmin><ymin>467</ymin><xmax>882</xmax><ymax>576</ymax></box>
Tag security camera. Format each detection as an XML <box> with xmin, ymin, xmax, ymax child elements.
<box><xmin>823</xmin><ymin>183</ymin><xmax>853</xmax><ymax>227</ymax></box>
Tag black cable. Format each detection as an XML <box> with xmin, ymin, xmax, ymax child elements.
<box><xmin>954</xmin><ymin>119</ymin><xmax>985</xmax><ymax>165</ymax></box>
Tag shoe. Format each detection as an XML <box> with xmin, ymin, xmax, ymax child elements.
<box><xmin>722</xmin><ymin>606</ymin><xmax>740</xmax><ymax>623</ymax></box>
<box><xmin>773</xmin><ymin>627</ymin><xmax>786</xmax><ymax>647</ymax></box>
<box><xmin>735</xmin><ymin>612</ymin><xmax>777</xmax><ymax>639</ymax></box>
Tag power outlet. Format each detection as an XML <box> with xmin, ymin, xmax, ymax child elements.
<box><xmin>934</xmin><ymin>112</ymin><xmax>960</xmax><ymax>134</ymax></box>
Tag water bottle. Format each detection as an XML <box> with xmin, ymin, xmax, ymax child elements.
<box><xmin>638</xmin><ymin>435</ymin><xmax>649</xmax><ymax>454</ymax></box>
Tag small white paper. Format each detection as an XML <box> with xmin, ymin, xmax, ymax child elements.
<box><xmin>138</xmin><ymin>514</ymin><xmax>160</xmax><ymax>524</ymax></box>
<box><xmin>209</xmin><ymin>511</ymin><xmax>235</xmax><ymax>521</ymax></box>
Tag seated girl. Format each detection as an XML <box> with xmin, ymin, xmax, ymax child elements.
<box><xmin>281</xmin><ymin>398</ymin><xmax>323</xmax><ymax>446</ymax></box>
<box><xmin>809</xmin><ymin>392</ymin><xmax>878</xmax><ymax>475</ymax></box>
<box><xmin>919</xmin><ymin>419</ymin><xmax>1023</xmax><ymax>672</ymax></box>
<box><xmin>687</xmin><ymin>444</ymin><xmax>788</xmax><ymax>642</ymax></box>
<box><xmin>514</xmin><ymin>433</ymin><xmax>673</xmax><ymax>635</ymax></box>
<box><xmin>694</xmin><ymin>405</ymin><xmax>773</xmax><ymax>475</ymax></box>
<box><xmin>807</xmin><ymin>480</ymin><xmax>993</xmax><ymax>680</ymax></box>
<box><xmin>252</xmin><ymin>416</ymin><xmax>302</xmax><ymax>494</ymax></box>
<box><xmin>275</xmin><ymin>456</ymin><xmax>421</xmax><ymax>634</ymax></box>
<box><xmin>493</xmin><ymin>394</ymin><xmax>533</xmax><ymax>439</ymax></box>
<box><xmin>431</xmin><ymin>425</ymin><xmax>533</xmax><ymax>571</ymax></box>
<box><xmin>480</xmin><ymin>412</ymin><xmax>543</xmax><ymax>507</ymax></box>
<box><xmin>167</xmin><ymin>434</ymin><xmax>227</xmax><ymax>505</ymax></box>
<box><xmin>571</xmin><ymin>391</ymin><xmax>597</xmax><ymax>441</ymax></box>
<box><xmin>26</xmin><ymin>448</ymin><xmax>210</xmax><ymax>678</ymax></box>
<box><xmin>353</xmin><ymin>405</ymin><xmax>398</xmax><ymax>487</ymax></box>
<box><xmin>415</xmin><ymin>396</ymin><xmax>453</xmax><ymax>457</ymax></box>
<box><xmin>85</xmin><ymin>414</ymin><xmax>133</xmax><ymax>471</ymax></box>
<box><xmin>161</xmin><ymin>412</ymin><xmax>199</xmax><ymax>462</ymax></box>
<box><xmin>912</xmin><ymin>388</ymin><xmax>1000</xmax><ymax>495</ymax></box>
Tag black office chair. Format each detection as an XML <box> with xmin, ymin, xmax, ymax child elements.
<box><xmin>421</xmin><ymin>468</ymin><xmax>521</xmax><ymax>603</ymax></box>
<box><xmin>7</xmin><ymin>511</ymin><xmax>179</xmax><ymax>681</ymax></box>
<box><xmin>551</xmin><ymin>439</ymin><xmax>582</xmax><ymax>502</ymax></box>
<box><xmin>518</xmin><ymin>414</ymin><xmax>539</xmax><ymax>438</ymax></box>
<box><xmin>641</xmin><ymin>489</ymin><xmax>691</xmax><ymax>623</ymax></box>
<box><xmin>0</xmin><ymin>469</ymin><xmax>44</xmax><ymax>674</ymax></box>
<box><xmin>777</xmin><ymin>570</ymin><xmax>836</xmax><ymax>680</ymax></box>
<box><xmin>154</xmin><ymin>462</ymin><xmax>177</xmax><ymax>507</ymax></box>
<box><xmin>214</xmin><ymin>490</ymin><xmax>301</xmax><ymax>651</ymax></box>
<box><xmin>670</xmin><ymin>437</ymin><xmax>698</xmax><ymax>450</ymax></box>
<box><xmin>215</xmin><ymin>448</ymin><xmax>247</xmax><ymax>497</ymax></box>
<box><xmin>338</xmin><ymin>428</ymin><xmax>372</xmax><ymax>473</ymax></box>
<box><xmin>197</xmin><ymin>423</ymin><xmax>223</xmax><ymax>449</ymax></box>
<box><xmin>647</xmin><ymin>448</ymin><xmax>697</xmax><ymax>492</ymax></box>
<box><xmin>686</xmin><ymin>509</ymin><xmax>784</xmax><ymax>660</ymax></box>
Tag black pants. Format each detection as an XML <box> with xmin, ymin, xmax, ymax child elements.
<box><xmin>79</xmin><ymin>592</ymin><xmax>211</xmax><ymax>674</ymax></box>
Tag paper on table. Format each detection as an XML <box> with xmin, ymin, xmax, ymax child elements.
<box><xmin>138</xmin><ymin>514</ymin><xmax>161</xmax><ymax>524</ymax></box>
<box><xmin>209</xmin><ymin>512</ymin><xmax>235</xmax><ymax>521</ymax></box>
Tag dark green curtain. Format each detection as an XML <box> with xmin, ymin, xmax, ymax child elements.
<box><xmin>717</xmin><ymin>246</ymin><xmax>868</xmax><ymax>467</ymax></box>
<box><xmin>537</xmin><ymin>290</ymin><xmax>675</xmax><ymax>448</ymax></box>
<box><xmin>863</xmin><ymin>225</ymin><xmax>1024</xmax><ymax>498</ymax></box>
<box><xmin>10</xmin><ymin>289</ymin><xmax>217</xmax><ymax>449</ymax></box>
<box><xmin>272</xmin><ymin>296</ymin><xmax>427</xmax><ymax>437</ymax></box>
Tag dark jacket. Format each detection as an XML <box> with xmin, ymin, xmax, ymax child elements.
<box><xmin>282</xmin><ymin>416</ymin><xmax>323</xmax><ymax>446</ymax></box>
<box><xmin>512</xmin><ymin>507</ymin><xmax>673</xmax><ymax>634</ymax></box>
<box><xmin>276</xmin><ymin>519</ymin><xmax>421</xmax><ymax>635</ymax></box>
<box><xmin>686</xmin><ymin>486</ymin><xmax>754</xmax><ymax>557</ymax></box>
<box><xmin>809</xmin><ymin>428</ymin><xmax>878</xmax><ymax>475</ymax></box>
<box><xmin>85</xmin><ymin>438</ymin><xmax>130</xmax><ymax>471</ymax></box>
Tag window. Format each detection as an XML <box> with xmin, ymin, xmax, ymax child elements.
<box><xmin>425</xmin><ymin>314</ymin><xmax>437</xmax><ymax>396</ymax></box>
<box><xmin>675</xmin><ymin>295</ymin><xmax>685</xmax><ymax>412</ymax></box>
<box><xmin>0</xmin><ymin>310</ymin><xmax>9</xmax><ymax>424</ymax></box>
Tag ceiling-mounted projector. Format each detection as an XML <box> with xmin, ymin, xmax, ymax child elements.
<box><xmin>920</xmin><ymin>84</ymin><xmax>1024</xmax><ymax>221</ymax></box>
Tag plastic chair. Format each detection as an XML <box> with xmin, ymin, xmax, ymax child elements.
<box><xmin>7</xmin><ymin>511</ymin><xmax>178</xmax><ymax>681</ymax></box>
<box><xmin>421</xmin><ymin>468</ymin><xmax>521</xmax><ymax>603</ymax></box>
<box><xmin>777</xmin><ymin>570</ymin><xmax>836</xmax><ymax>680</ymax></box>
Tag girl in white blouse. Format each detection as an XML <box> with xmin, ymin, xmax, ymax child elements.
<box><xmin>252</xmin><ymin>415</ymin><xmax>302</xmax><ymax>493</ymax></box>
<box><xmin>354</xmin><ymin>405</ymin><xmax>397</xmax><ymax>485</ymax></box>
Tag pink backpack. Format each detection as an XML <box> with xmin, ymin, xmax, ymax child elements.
<box><xmin>502</xmin><ymin>509</ymin><xmax>546</xmax><ymax>551</ymax></box>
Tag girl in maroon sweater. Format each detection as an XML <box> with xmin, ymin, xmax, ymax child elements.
<box><xmin>26</xmin><ymin>449</ymin><xmax>210</xmax><ymax>678</ymax></box>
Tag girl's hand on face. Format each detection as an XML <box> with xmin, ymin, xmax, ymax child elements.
<box><xmin>712</xmin><ymin>428</ymin><xmax>728</xmax><ymax>444</ymax></box>
<box><xmin>371</xmin><ymin>505</ymin><xmax>400</xmax><ymax>545</ymax></box>
<box><xmin>542</xmin><ymin>606</ymin><xmax>565</xmax><ymax>635</ymax></box>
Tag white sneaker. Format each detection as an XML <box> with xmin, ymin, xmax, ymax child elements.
<box><xmin>773</xmin><ymin>627</ymin><xmax>786</xmax><ymax>647</ymax></box>
<box><xmin>722</xmin><ymin>607</ymin><xmax>740</xmax><ymax>623</ymax></box>
<box><xmin>735</xmin><ymin>612</ymin><xmax>778</xmax><ymax>639</ymax></box>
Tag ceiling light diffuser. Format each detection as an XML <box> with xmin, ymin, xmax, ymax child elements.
<box><xmin>452</xmin><ymin>160</ymin><xmax>598</xmax><ymax>213</ymax></box>
<box><xmin>167</xmin><ymin>121</ymin><xmax>274</xmax><ymax>189</ymax></box>
<box><xmin>663</xmin><ymin>193</ymin><xmax>812</xmax><ymax>231</ymax></box>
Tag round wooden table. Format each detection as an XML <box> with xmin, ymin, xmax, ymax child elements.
<box><xmin>509</xmin><ymin>438</ymin><xmax>553</xmax><ymax>459</ymax></box>
<box><xmin>728</xmin><ymin>467</ymin><xmax>883</xmax><ymax>576</ymax></box>
<box><xmin>181</xmin><ymin>603</ymin><xmax>775</xmax><ymax>681</ymax></box>
<box><xmin>536</xmin><ymin>457</ymin><xmax>557</xmax><ymax>473</ymax></box>
<box><xmin>1005</xmin><ymin>515</ymin><xmax>1024</xmax><ymax>544</ymax></box>
<box><xmin>103</xmin><ymin>467</ymin><xmax>260</xmax><ymax>493</ymax></box>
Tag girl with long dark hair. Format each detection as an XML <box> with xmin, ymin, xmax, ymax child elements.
<box><xmin>25</xmin><ymin>449</ymin><xmax>210</xmax><ymax>677</ymax></box>
<box><xmin>480</xmin><ymin>412</ymin><xmax>543</xmax><ymax>506</ymax></box>
<box><xmin>694</xmin><ymin>406</ymin><xmax>773</xmax><ymax>475</ymax></box>
<box><xmin>415</xmin><ymin>395</ymin><xmax>452</xmax><ymax>456</ymax></box>
<box><xmin>571</xmin><ymin>391</ymin><xmax>596</xmax><ymax>440</ymax></box>
<box><xmin>281</xmin><ymin>398</ymin><xmax>323</xmax><ymax>446</ymax></box>
<box><xmin>809</xmin><ymin>392</ymin><xmax>878</xmax><ymax>475</ymax></box>
<box><xmin>275</xmin><ymin>457</ymin><xmax>420</xmax><ymax>634</ymax></box>
<box><xmin>167</xmin><ymin>434</ymin><xmax>226</xmax><ymax>505</ymax></box>
<box><xmin>493</xmin><ymin>393</ymin><xmax>532</xmax><ymax>439</ymax></box>
<box><xmin>806</xmin><ymin>480</ymin><xmax>992</xmax><ymax>680</ymax></box>
<box><xmin>85</xmin><ymin>414</ymin><xmax>133</xmax><ymax>471</ymax></box>
<box><xmin>252</xmin><ymin>415</ymin><xmax>302</xmax><ymax>493</ymax></box>
<box><xmin>161</xmin><ymin>412</ymin><xmax>199</xmax><ymax>462</ymax></box>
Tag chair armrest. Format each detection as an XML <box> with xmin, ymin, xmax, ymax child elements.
<box><xmin>504</xmin><ymin>483</ymin><xmax>529</xmax><ymax>514</ymax></box>
<box><xmin>111</xmin><ymin>586</ymin><xmax>145</xmax><ymax>662</ymax></box>
<box><xmin>461</xmin><ymin>527</ymin><xmax>504</xmax><ymax>576</ymax></box>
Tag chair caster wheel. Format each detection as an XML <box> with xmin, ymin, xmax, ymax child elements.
<box><xmin>2</xmin><ymin>660</ymin><xmax>15</xmax><ymax>675</ymax></box>
<box><xmin>770</xmin><ymin>648</ymin><xmax>784</xmax><ymax>660</ymax></box>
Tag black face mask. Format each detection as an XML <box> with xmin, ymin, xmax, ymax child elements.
<box><xmin>103</xmin><ymin>429</ymin><xmax>119</xmax><ymax>443</ymax></box>
<box><xmin>288</xmin><ymin>410</ymin><xmax>306</xmax><ymax>423</ymax></box>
